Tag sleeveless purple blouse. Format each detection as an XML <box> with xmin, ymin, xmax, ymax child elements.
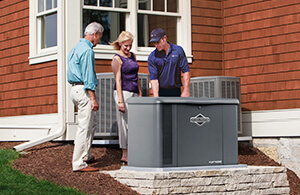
<box><xmin>114</xmin><ymin>52</ymin><xmax>139</xmax><ymax>93</ymax></box>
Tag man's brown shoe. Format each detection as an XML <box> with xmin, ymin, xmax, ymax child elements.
<box><xmin>85</xmin><ymin>155</ymin><xmax>96</xmax><ymax>163</ymax></box>
<box><xmin>74</xmin><ymin>166</ymin><xmax>99</xmax><ymax>172</ymax></box>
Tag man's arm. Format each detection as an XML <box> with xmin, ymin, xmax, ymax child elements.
<box><xmin>181</xmin><ymin>71</ymin><xmax>190</xmax><ymax>97</ymax></box>
<box><xmin>150</xmin><ymin>80</ymin><xmax>159</xmax><ymax>97</ymax></box>
<box><xmin>87</xmin><ymin>89</ymin><xmax>99</xmax><ymax>111</ymax></box>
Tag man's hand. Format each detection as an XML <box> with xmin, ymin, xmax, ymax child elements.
<box><xmin>87</xmin><ymin>89</ymin><xmax>99</xmax><ymax>111</ymax></box>
<box><xmin>181</xmin><ymin>90</ymin><xmax>190</xmax><ymax>97</ymax></box>
<box><xmin>91</xmin><ymin>99</ymin><xmax>99</xmax><ymax>111</ymax></box>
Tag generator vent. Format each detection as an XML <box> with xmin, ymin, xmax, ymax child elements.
<box><xmin>95</xmin><ymin>73</ymin><xmax>149</xmax><ymax>138</ymax></box>
<box><xmin>189</xmin><ymin>76</ymin><xmax>242</xmax><ymax>134</ymax></box>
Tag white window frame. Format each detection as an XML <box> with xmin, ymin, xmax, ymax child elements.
<box><xmin>29</xmin><ymin>0</ymin><xmax>192</xmax><ymax>64</ymax></box>
<box><xmin>83</xmin><ymin>0</ymin><xmax>192</xmax><ymax>62</ymax></box>
<box><xmin>29</xmin><ymin>0</ymin><xmax>59</xmax><ymax>64</ymax></box>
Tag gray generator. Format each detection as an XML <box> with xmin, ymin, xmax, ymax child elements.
<box><xmin>127</xmin><ymin>97</ymin><xmax>239</xmax><ymax>168</ymax></box>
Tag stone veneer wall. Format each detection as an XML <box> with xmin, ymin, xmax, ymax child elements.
<box><xmin>252</xmin><ymin>138</ymin><xmax>300</xmax><ymax>178</ymax></box>
<box><xmin>103</xmin><ymin>166</ymin><xmax>289</xmax><ymax>194</ymax></box>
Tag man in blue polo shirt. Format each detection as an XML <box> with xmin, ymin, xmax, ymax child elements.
<box><xmin>148</xmin><ymin>28</ymin><xmax>190</xmax><ymax>97</ymax></box>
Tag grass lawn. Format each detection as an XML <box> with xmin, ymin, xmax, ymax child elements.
<box><xmin>0</xmin><ymin>148</ymin><xmax>86</xmax><ymax>195</ymax></box>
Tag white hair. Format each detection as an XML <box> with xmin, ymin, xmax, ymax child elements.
<box><xmin>84</xmin><ymin>22</ymin><xmax>104</xmax><ymax>36</ymax></box>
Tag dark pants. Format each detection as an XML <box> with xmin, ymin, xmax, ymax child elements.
<box><xmin>159</xmin><ymin>87</ymin><xmax>181</xmax><ymax>97</ymax></box>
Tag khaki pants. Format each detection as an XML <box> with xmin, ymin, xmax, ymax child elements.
<box><xmin>114</xmin><ymin>90</ymin><xmax>138</xmax><ymax>149</ymax></box>
<box><xmin>70</xmin><ymin>85</ymin><xmax>97</xmax><ymax>171</ymax></box>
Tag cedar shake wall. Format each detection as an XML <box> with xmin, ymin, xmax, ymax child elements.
<box><xmin>0</xmin><ymin>0</ymin><xmax>58</xmax><ymax>117</ymax></box>
<box><xmin>191</xmin><ymin>0</ymin><xmax>223</xmax><ymax>77</ymax></box>
<box><xmin>223</xmin><ymin>0</ymin><xmax>300</xmax><ymax>111</ymax></box>
<box><xmin>2</xmin><ymin>0</ymin><xmax>299</xmax><ymax>118</ymax></box>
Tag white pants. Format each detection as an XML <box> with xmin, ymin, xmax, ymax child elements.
<box><xmin>70</xmin><ymin>85</ymin><xmax>98</xmax><ymax>171</ymax></box>
<box><xmin>114</xmin><ymin>90</ymin><xmax>138</xmax><ymax>149</ymax></box>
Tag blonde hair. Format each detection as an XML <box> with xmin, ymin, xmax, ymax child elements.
<box><xmin>111</xmin><ymin>31</ymin><xmax>134</xmax><ymax>50</ymax></box>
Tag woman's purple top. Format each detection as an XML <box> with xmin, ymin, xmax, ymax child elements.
<box><xmin>114</xmin><ymin>52</ymin><xmax>139</xmax><ymax>93</ymax></box>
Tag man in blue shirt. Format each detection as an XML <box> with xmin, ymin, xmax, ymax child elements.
<box><xmin>148</xmin><ymin>28</ymin><xmax>190</xmax><ymax>97</ymax></box>
<box><xmin>67</xmin><ymin>22</ymin><xmax>103</xmax><ymax>172</ymax></box>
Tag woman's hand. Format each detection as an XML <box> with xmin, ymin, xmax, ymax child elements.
<box><xmin>118</xmin><ymin>102</ymin><xmax>125</xmax><ymax>113</ymax></box>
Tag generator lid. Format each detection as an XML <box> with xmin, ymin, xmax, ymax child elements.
<box><xmin>127</xmin><ymin>97</ymin><xmax>239</xmax><ymax>105</ymax></box>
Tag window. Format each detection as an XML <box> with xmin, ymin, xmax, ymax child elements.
<box><xmin>82</xmin><ymin>0</ymin><xmax>192</xmax><ymax>62</ymax></box>
<box><xmin>83</xmin><ymin>0</ymin><xmax>128</xmax><ymax>46</ymax></box>
<box><xmin>38</xmin><ymin>0</ymin><xmax>57</xmax><ymax>49</ymax></box>
<box><xmin>29</xmin><ymin>0</ymin><xmax>58</xmax><ymax>64</ymax></box>
<box><xmin>29</xmin><ymin>0</ymin><xmax>191</xmax><ymax>63</ymax></box>
<box><xmin>138</xmin><ymin>0</ymin><xmax>178</xmax><ymax>47</ymax></box>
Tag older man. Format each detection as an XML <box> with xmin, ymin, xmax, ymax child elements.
<box><xmin>67</xmin><ymin>22</ymin><xmax>104</xmax><ymax>172</ymax></box>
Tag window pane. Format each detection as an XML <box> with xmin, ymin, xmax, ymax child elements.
<box><xmin>167</xmin><ymin>0</ymin><xmax>178</xmax><ymax>13</ymax></box>
<box><xmin>38</xmin><ymin>0</ymin><xmax>44</xmax><ymax>12</ymax></box>
<box><xmin>153</xmin><ymin>0</ymin><xmax>164</xmax><ymax>11</ymax></box>
<box><xmin>83</xmin><ymin>9</ymin><xmax>125</xmax><ymax>45</ymax></box>
<box><xmin>138</xmin><ymin>14</ymin><xmax>177</xmax><ymax>47</ymax></box>
<box><xmin>139</xmin><ymin>0</ymin><xmax>150</xmax><ymax>10</ymax></box>
<box><xmin>46</xmin><ymin>0</ymin><xmax>52</xmax><ymax>10</ymax></box>
<box><xmin>100</xmin><ymin>0</ymin><xmax>112</xmax><ymax>7</ymax></box>
<box><xmin>42</xmin><ymin>13</ymin><xmax>57</xmax><ymax>48</ymax></box>
<box><xmin>53</xmin><ymin>0</ymin><xmax>57</xmax><ymax>8</ymax></box>
<box><xmin>84</xmin><ymin>0</ymin><xmax>97</xmax><ymax>6</ymax></box>
<box><xmin>115</xmin><ymin>0</ymin><xmax>127</xmax><ymax>8</ymax></box>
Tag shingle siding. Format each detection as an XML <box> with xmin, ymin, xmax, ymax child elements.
<box><xmin>0</xmin><ymin>0</ymin><xmax>58</xmax><ymax>117</ymax></box>
<box><xmin>223</xmin><ymin>0</ymin><xmax>300</xmax><ymax>111</ymax></box>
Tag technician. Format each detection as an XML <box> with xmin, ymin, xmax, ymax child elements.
<box><xmin>147</xmin><ymin>28</ymin><xmax>190</xmax><ymax>97</ymax></box>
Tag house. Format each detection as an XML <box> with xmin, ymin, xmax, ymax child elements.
<box><xmin>0</xmin><ymin>0</ymin><xmax>299</xmax><ymax>176</ymax></box>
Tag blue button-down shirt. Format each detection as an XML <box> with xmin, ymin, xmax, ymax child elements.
<box><xmin>148</xmin><ymin>43</ymin><xmax>190</xmax><ymax>89</ymax></box>
<box><xmin>67</xmin><ymin>38</ymin><xmax>97</xmax><ymax>91</ymax></box>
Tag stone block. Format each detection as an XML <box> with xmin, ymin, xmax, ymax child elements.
<box><xmin>256</xmin><ymin>146</ymin><xmax>279</xmax><ymax>162</ymax></box>
<box><xmin>181</xmin><ymin>177</ymin><xmax>212</xmax><ymax>186</ymax></box>
<box><xmin>168</xmin><ymin>186</ymin><xmax>194</xmax><ymax>194</ymax></box>
<box><xmin>194</xmin><ymin>169</ymin><xmax>232</xmax><ymax>177</ymax></box>
<box><xmin>259</xmin><ymin>187</ymin><xmax>290</xmax><ymax>194</ymax></box>
<box><xmin>226</xmin><ymin>175</ymin><xmax>253</xmax><ymax>184</ymax></box>
<box><xmin>250</xmin><ymin>182</ymin><xmax>272</xmax><ymax>190</ymax></box>
<box><xmin>253</xmin><ymin>173</ymin><xmax>287</xmax><ymax>183</ymax></box>
<box><xmin>292</xmin><ymin>146</ymin><xmax>300</xmax><ymax>159</ymax></box>
<box><xmin>132</xmin><ymin>187</ymin><xmax>169</xmax><ymax>195</ymax></box>
<box><xmin>226</xmin><ymin>183</ymin><xmax>251</xmax><ymax>191</ymax></box>
<box><xmin>273</xmin><ymin>179</ymin><xmax>289</xmax><ymax>187</ymax></box>
<box><xmin>152</xmin><ymin>179</ymin><xmax>181</xmax><ymax>188</ymax></box>
<box><xmin>168</xmin><ymin>171</ymin><xmax>195</xmax><ymax>179</ymax></box>
<box><xmin>210</xmin><ymin>176</ymin><xmax>228</xmax><ymax>185</ymax></box>
<box><xmin>248</xmin><ymin>166</ymin><xmax>285</xmax><ymax>174</ymax></box>
<box><xmin>193</xmin><ymin>185</ymin><xmax>227</xmax><ymax>193</ymax></box>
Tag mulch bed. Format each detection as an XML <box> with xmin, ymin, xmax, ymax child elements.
<box><xmin>0</xmin><ymin>141</ymin><xmax>299</xmax><ymax>195</ymax></box>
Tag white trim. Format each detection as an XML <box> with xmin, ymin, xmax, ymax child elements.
<box><xmin>242</xmin><ymin>108</ymin><xmax>300</xmax><ymax>137</ymax></box>
<box><xmin>94</xmin><ymin>50</ymin><xmax>192</xmax><ymax>63</ymax></box>
<box><xmin>36</xmin><ymin>8</ymin><xmax>57</xmax><ymax>16</ymax></box>
<box><xmin>92</xmin><ymin>140</ymin><xmax>119</xmax><ymax>145</ymax></box>
<box><xmin>0</xmin><ymin>114</ymin><xmax>59</xmax><ymax>141</ymax></box>
<box><xmin>12</xmin><ymin>1</ymin><xmax>67</xmax><ymax>150</ymax></box>
<box><xmin>29</xmin><ymin>52</ymin><xmax>57</xmax><ymax>64</ymax></box>
<box><xmin>29</xmin><ymin>0</ymin><xmax>59</xmax><ymax>65</ymax></box>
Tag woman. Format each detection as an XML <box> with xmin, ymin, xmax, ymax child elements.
<box><xmin>111</xmin><ymin>31</ymin><xmax>142</xmax><ymax>163</ymax></box>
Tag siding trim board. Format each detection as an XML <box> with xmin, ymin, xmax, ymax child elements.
<box><xmin>243</xmin><ymin>108</ymin><xmax>300</xmax><ymax>137</ymax></box>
